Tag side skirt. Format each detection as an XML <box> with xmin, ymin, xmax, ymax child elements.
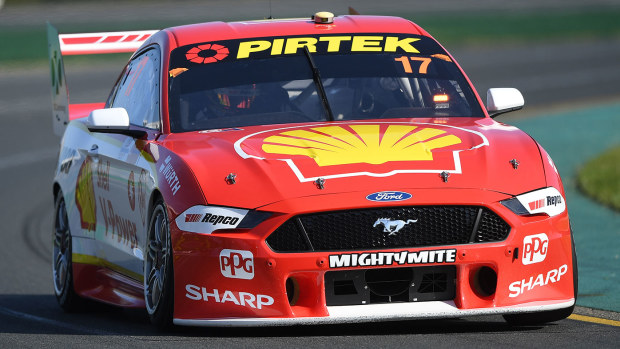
<box><xmin>73</xmin><ymin>262</ymin><xmax>145</xmax><ymax>308</ymax></box>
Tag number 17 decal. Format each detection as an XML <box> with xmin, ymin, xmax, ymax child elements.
<box><xmin>395</xmin><ymin>56</ymin><xmax>432</xmax><ymax>74</ymax></box>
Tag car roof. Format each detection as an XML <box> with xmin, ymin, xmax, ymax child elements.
<box><xmin>165</xmin><ymin>15</ymin><xmax>428</xmax><ymax>48</ymax></box>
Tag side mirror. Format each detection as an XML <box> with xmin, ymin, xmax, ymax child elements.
<box><xmin>87</xmin><ymin>108</ymin><xmax>146</xmax><ymax>138</ymax></box>
<box><xmin>486</xmin><ymin>88</ymin><xmax>524</xmax><ymax>118</ymax></box>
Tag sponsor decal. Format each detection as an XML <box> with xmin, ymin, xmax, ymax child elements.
<box><xmin>185</xmin><ymin>285</ymin><xmax>273</xmax><ymax>309</ymax></box>
<box><xmin>201</xmin><ymin>213</ymin><xmax>240</xmax><ymax>225</ymax></box>
<box><xmin>329</xmin><ymin>249</ymin><xmax>456</xmax><ymax>268</ymax></box>
<box><xmin>235</xmin><ymin>35</ymin><xmax>420</xmax><ymax>59</ymax></box>
<box><xmin>528</xmin><ymin>199</ymin><xmax>545</xmax><ymax>210</ymax></box>
<box><xmin>59</xmin><ymin>158</ymin><xmax>73</xmax><ymax>174</ymax></box>
<box><xmin>96</xmin><ymin>160</ymin><xmax>110</xmax><ymax>191</ymax></box>
<box><xmin>99</xmin><ymin>197</ymin><xmax>138</xmax><ymax>248</ymax></box>
<box><xmin>508</xmin><ymin>264</ymin><xmax>568</xmax><ymax>298</ymax></box>
<box><xmin>175</xmin><ymin>34</ymin><xmax>434</xmax><ymax>66</ymax></box>
<box><xmin>235</xmin><ymin>122</ymin><xmax>488</xmax><ymax>182</ymax></box>
<box><xmin>158</xmin><ymin>155</ymin><xmax>181</xmax><ymax>195</ymax></box>
<box><xmin>127</xmin><ymin>171</ymin><xmax>136</xmax><ymax>211</ymax></box>
<box><xmin>57</xmin><ymin>147</ymin><xmax>76</xmax><ymax>175</ymax></box>
<box><xmin>260</xmin><ymin>124</ymin><xmax>461</xmax><ymax>166</ymax></box>
<box><xmin>220</xmin><ymin>249</ymin><xmax>254</xmax><ymax>280</ymax></box>
<box><xmin>175</xmin><ymin>205</ymin><xmax>248</xmax><ymax>234</ymax></box>
<box><xmin>522</xmin><ymin>233</ymin><xmax>548</xmax><ymax>265</ymax></box>
<box><xmin>373</xmin><ymin>218</ymin><xmax>418</xmax><ymax>235</ymax></box>
<box><xmin>186</xmin><ymin>43</ymin><xmax>229</xmax><ymax>64</ymax></box>
<box><xmin>75</xmin><ymin>157</ymin><xmax>96</xmax><ymax>231</ymax></box>
<box><xmin>50</xmin><ymin>45</ymin><xmax>64</xmax><ymax>98</ymax></box>
<box><xmin>184</xmin><ymin>214</ymin><xmax>202</xmax><ymax>223</ymax></box>
<box><xmin>172</xmin><ymin>34</ymin><xmax>463</xmax><ymax>69</ymax></box>
<box><xmin>527</xmin><ymin>195</ymin><xmax>562</xmax><ymax>211</ymax></box>
<box><xmin>515</xmin><ymin>187</ymin><xmax>566</xmax><ymax>217</ymax></box>
<box><xmin>198</xmin><ymin>127</ymin><xmax>243</xmax><ymax>133</ymax></box>
<box><xmin>366</xmin><ymin>191</ymin><xmax>412</xmax><ymax>202</ymax></box>
<box><xmin>137</xmin><ymin>169</ymin><xmax>148</xmax><ymax>225</ymax></box>
<box><xmin>49</xmin><ymin>24</ymin><xmax>69</xmax><ymax>137</ymax></box>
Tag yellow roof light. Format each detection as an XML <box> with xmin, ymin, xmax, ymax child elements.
<box><xmin>313</xmin><ymin>11</ymin><xmax>334</xmax><ymax>24</ymax></box>
<box><xmin>434</xmin><ymin>94</ymin><xmax>449</xmax><ymax>102</ymax></box>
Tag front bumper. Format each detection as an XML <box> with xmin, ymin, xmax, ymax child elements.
<box><xmin>174</xmin><ymin>299</ymin><xmax>575</xmax><ymax>327</ymax></box>
<box><xmin>170</xmin><ymin>189</ymin><xmax>575</xmax><ymax>325</ymax></box>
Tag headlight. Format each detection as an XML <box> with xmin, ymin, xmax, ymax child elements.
<box><xmin>500</xmin><ymin>187</ymin><xmax>566</xmax><ymax>217</ymax></box>
<box><xmin>175</xmin><ymin>205</ymin><xmax>272</xmax><ymax>234</ymax></box>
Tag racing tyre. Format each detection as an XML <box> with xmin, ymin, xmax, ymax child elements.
<box><xmin>144</xmin><ymin>199</ymin><xmax>174</xmax><ymax>330</ymax></box>
<box><xmin>53</xmin><ymin>193</ymin><xmax>86</xmax><ymax>312</ymax></box>
<box><xmin>503</xmin><ymin>231</ymin><xmax>578</xmax><ymax>326</ymax></box>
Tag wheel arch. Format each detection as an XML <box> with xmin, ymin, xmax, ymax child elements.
<box><xmin>147</xmin><ymin>188</ymin><xmax>164</xmax><ymax>220</ymax></box>
<box><xmin>53</xmin><ymin>182</ymin><xmax>62</xmax><ymax>202</ymax></box>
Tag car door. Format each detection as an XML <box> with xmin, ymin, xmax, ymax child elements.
<box><xmin>91</xmin><ymin>47</ymin><xmax>162</xmax><ymax>279</ymax></box>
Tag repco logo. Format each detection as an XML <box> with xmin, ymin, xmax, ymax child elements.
<box><xmin>202</xmin><ymin>213</ymin><xmax>240</xmax><ymax>226</ymax></box>
<box><xmin>522</xmin><ymin>233</ymin><xmax>548</xmax><ymax>265</ymax></box>
<box><xmin>220</xmin><ymin>249</ymin><xmax>254</xmax><ymax>279</ymax></box>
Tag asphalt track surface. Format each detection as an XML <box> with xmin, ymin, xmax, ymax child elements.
<box><xmin>1</xmin><ymin>10</ymin><xmax>620</xmax><ymax>349</ymax></box>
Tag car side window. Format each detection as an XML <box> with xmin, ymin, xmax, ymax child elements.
<box><xmin>110</xmin><ymin>47</ymin><xmax>161</xmax><ymax>129</ymax></box>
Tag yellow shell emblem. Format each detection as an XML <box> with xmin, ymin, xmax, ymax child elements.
<box><xmin>75</xmin><ymin>157</ymin><xmax>97</xmax><ymax>231</ymax></box>
<box><xmin>261</xmin><ymin>124</ymin><xmax>461</xmax><ymax>167</ymax></box>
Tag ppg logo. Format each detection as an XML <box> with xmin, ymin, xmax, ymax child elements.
<box><xmin>219</xmin><ymin>249</ymin><xmax>254</xmax><ymax>279</ymax></box>
<box><xmin>522</xmin><ymin>233</ymin><xmax>549</xmax><ymax>265</ymax></box>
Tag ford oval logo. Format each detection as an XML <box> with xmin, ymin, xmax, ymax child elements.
<box><xmin>366</xmin><ymin>191</ymin><xmax>412</xmax><ymax>202</ymax></box>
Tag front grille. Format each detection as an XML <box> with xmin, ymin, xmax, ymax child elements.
<box><xmin>266</xmin><ymin>206</ymin><xmax>510</xmax><ymax>252</ymax></box>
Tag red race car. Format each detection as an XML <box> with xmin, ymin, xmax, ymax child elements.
<box><xmin>49</xmin><ymin>12</ymin><xmax>576</xmax><ymax>329</ymax></box>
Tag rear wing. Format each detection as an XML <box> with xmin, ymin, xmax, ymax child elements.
<box><xmin>46</xmin><ymin>23</ymin><xmax>157</xmax><ymax>136</ymax></box>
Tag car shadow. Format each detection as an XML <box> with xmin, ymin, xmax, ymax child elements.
<box><xmin>0</xmin><ymin>294</ymin><xmax>548</xmax><ymax>337</ymax></box>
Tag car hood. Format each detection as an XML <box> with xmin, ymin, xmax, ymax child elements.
<box><xmin>161</xmin><ymin>118</ymin><xmax>546</xmax><ymax>209</ymax></box>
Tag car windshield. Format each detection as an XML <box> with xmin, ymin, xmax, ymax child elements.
<box><xmin>168</xmin><ymin>33</ymin><xmax>484</xmax><ymax>132</ymax></box>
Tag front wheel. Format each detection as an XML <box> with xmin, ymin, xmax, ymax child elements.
<box><xmin>144</xmin><ymin>199</ymin><xmax>174</xmax><ymax>330</ymax></box>
<box><xmin>53</xmin><ymin>192</ymin><xmax>85</xmax><ymax>311</ymax></box>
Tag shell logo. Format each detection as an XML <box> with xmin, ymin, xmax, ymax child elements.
<box><xmin>235</xmin><ymin>122</ymin><xmax>488</xmax><ymax>182</ymax></box>
<box><xmin>186</xmin><ymin>44</ymin><xmax>229</xmax><ymax>64</ymax></box>
<box><xmin>261</xmin><ymin>124</ymin><xmax>461</xmax><ymax>167</ymax></box>
<box><xmin>75</xmin><ymin>157</ymin><xmax>97</xmax><ymax>231</ymax></box>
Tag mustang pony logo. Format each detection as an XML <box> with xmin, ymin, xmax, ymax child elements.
<box><xmin>374</xmin><ymin>218</ymin><xmax>418</xmax><ymax>235</ymax></box>
<box><xmin>235</xmin><ymin>122</ymin><xmax>489</xmax><ymax>182</ymax></box>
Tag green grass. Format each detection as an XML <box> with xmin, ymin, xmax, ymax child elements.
<box><xmin>577</xmin><ymin>145</ymin><xmax>620</xmax><ymax>211</ymax></box>
<box><xmin>2</xmin><ymin>9</ymin><xmax>620</xmax><ymax>66</ymax></box>
<box><xmin>410</xmin><ymin>10</ymin><xmax>620</xmax><ymax>44</ymax></box>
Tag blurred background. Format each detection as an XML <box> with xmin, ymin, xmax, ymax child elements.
<box><xmin>0</xmin><ymin>0</ymin><xmax>618</xmax><ymax>336</ymax></box>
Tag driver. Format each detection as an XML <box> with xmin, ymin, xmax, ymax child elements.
<box><xmin>199</xmin><ymin>84</ymin><xmax>259</xmax><ymax>119</ymax></box>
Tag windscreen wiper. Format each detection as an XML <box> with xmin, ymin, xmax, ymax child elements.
<box><xmin>303</xmin><ymin>47</ymin><xmax>334</xmax><ymax>121</ymax></box>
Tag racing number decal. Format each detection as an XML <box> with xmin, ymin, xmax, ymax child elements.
<box><xmin>395</xmin><ymin>56</ymin><xmax>432</xmax><ymax>74</ymax></box>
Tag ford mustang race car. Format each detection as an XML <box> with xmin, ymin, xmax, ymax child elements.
<box><xmin>49</xmin><ymin>12</ymin><xmax>577</xmax><ymax>329</ymax></box>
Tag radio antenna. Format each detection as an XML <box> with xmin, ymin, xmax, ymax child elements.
<box><xmin>268</xmin><ymin>0</ymin><xmax>273</xmax><ymax>19</ymax></box>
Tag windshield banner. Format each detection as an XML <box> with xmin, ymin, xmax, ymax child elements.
<box><xmin>170</xmin><ymin>34</ymin><xmax>446</xmax><ymax>67</ymax></box>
